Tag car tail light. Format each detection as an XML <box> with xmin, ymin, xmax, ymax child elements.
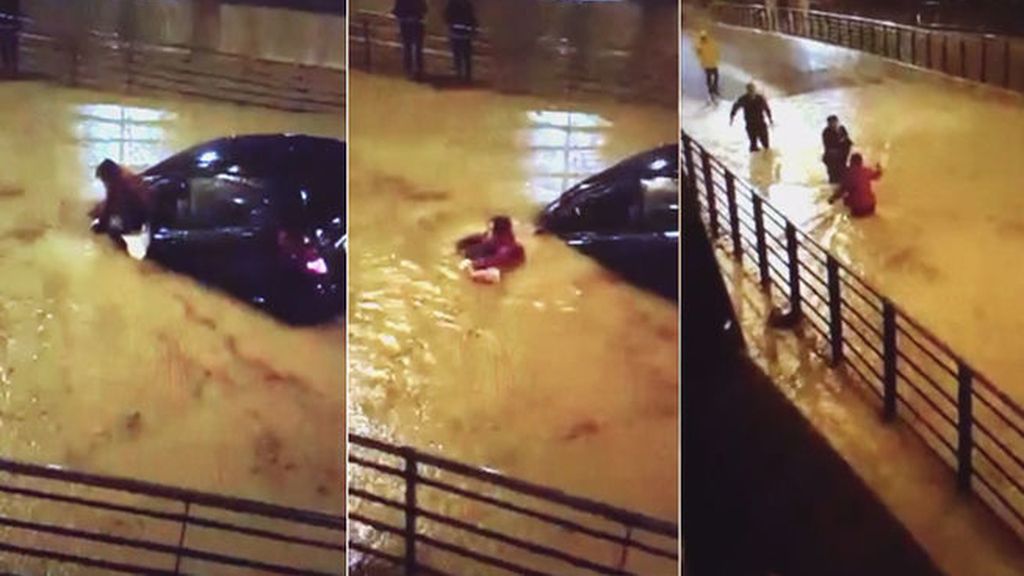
<box><xmin>278</xmin><ymin>230</ymin><xmax>330</xmax><ymax>276</ymax></box>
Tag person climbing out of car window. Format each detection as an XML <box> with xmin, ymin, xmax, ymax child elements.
<box><xmin>91</xmin><ymin>159</ymin><xmax>152</xmax><ymax>235</ymax></box>
<box><xmin>455</xmin><ymin>215</ymin><xmax>525</xmax><ymax>283</ymax></box>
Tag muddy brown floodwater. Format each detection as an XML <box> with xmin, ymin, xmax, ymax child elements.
<box><xmin>348</xmin><ymin>71</ymin><xmax>678</xmax><ymax>573</ymax></box>
<box><xmin>0</xmin><ymin>81</ymin><xmax>344</xmax><ymax>573</ymax></box>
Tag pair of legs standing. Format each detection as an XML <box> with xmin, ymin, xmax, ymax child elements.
<box><xmin>703</xmin><ymin>67</ymin><xmax>719</xmax><ymax>98</ymax></box>
<box><xmin>399</xmin><ymin>20</ymin><xmax>424</xmax><ymax>80</ymax></box>
<box><xmin>450</xmin><ymin>34</ymin><xmax>472</xmax><ymax>82</ymax></box>
<box><xmin>745</xmin><ymin>122</ymin><xmax>769</xmax><ymax>152</ymax></box>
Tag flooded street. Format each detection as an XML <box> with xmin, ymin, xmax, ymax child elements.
<box><xmin>683</xmin><ymin>22</ymin><xmax>1024</xmax><ymax>405</ymax></box>
<box><xmin>0</xmin><ymin>81</ymin><xmax>343</xmax><ymax>517</ymax></box>
<box><xmin>348</xmin><ymin>70</ymin><xmax>677</xmax><ymax>571</ymax></box>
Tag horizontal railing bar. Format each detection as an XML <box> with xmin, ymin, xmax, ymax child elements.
<box><xmin>415</xmin><ymin>476</ymin><xmax>640</xmax><ymax>551</ymax></box>
<box><xmin>844</xmin><ymin>353</ymin><xmax>884</xmax><ymax>400</ymax></box>
<box><xmin>895</xmin><ymin>388</ymin><xmax>959</xmax><ymax>456</ymax></box>
<box><xmin>895</xmin><ymin>369</ymin><xmax>958</xmax><ymax>427</ymax></box>
<box><xmin>0</xmin><ymin>540</ymin><xmax>178</xmax><ymax>575</ymax></box>
<box><xmin>415</xmin><ymin>532</ymin><xmax>564</xmax><ymax>576</ymax></box>
<box><xmin>973</xmin><ymin>435</ymin><xmax>1024</xmax><ymax>496</ymax></box>
<box><xmin>894</xmin><ymin>352</ymin><xmax>958</xmax><ymax>409</ymax></box>
<box><xmin>0</xmin><ymin>460</ymin><xmax>342</xmax><ymax>529</ymax></box>
<box><xmin>895</xmin><ymin>322</ymin><xmax>959</xmax><ymax>378</ymax></box>
<box><xmin>350</xmin><ymin>434</ymin><xmax>677</xmax><ymax>536</ymax></box>
<box><xmin>418</xmin><ymin>507</ymin><xmax>629</xmax><ymax>575</ymax></box>
<box><xmin>349</xmin><ymin>453</ymin><xmax>404</xmax><ymax>478</ymax></box>
<box><xmin>348</xmin><ymin>487</ymin><xmax>404</xmax><ymax>511</ymax></box>
<box><xmin>843</xmin><ymin>340</ymin><xmax>883</xmax><ymax>385</ymax></box>
<box><xmin>972</xmin><ymin>391</ymin><xmax>1024</xmax><ymax>441</ymax></box>
<box><xmin>0</xmin><ymin>483</ymin><xmax>343</xmax><ymax>552</ymax></box>
<box><xmin>839</xmin><ymin>299</ymin><xmax>883</xmax><ymax>340</ymax></box>
<box><xmin>0</xmin><ymin>513</ymin><xmax>339</xmax><ymax>576</ymax></box>
<box><xmin>348</xmin><ymin>512</ymin><xmax>406</xmax><ymax>539</ymax></box>
<box><xmin>973</xmin><ymin>456</ymin><xmax>1024</xmax><ymax>529</ymax></box>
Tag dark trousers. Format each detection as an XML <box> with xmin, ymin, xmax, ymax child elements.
<box><xmin>0</xmin><ymin>29</ymin><xmax>16</xmax><ymax>77</ymax></box>
<box><xmin>704</xmin><ymin>67</ymin><xmax>719</xmax><ymax>96</ymax></box>
<box><xmin>398</xmin><ymin>20</ymin><xmax>424</xmax><ymax>79</ymax></box>
<box><xmin>746</xmin><ymin>122</ymin><xmax>769</xmax><ymax>151</ymax></box>
<box><xmin>824</xmin><ymin>152</ymin><xmax>849</xmax><ymax>183</ymax></box>
<box><xmin>450</xmin><ymin>36</ymin><xmax>472</xmax><ymax>82</ymax></box>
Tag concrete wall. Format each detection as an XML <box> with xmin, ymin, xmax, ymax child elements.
<box><xmin>21</xmin><ymin>0</ymin><xmax>345</xmax><ymax>69</ymax></box>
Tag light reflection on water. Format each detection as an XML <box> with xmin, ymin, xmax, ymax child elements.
<box><xmin>349</xmin><ymin>71</ymin><xmax>677</xmax><ymax>572</ymax></box>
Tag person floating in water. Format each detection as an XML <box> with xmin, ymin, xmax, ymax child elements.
<box><xmin>90</xmin><ymin>159</ymin><xmax>151</xmax><ymax>235</ymax></box>
<box><xmin>822</xmin><ymin>114</ymin><xmax>853</xmax><ymax>184</ymax></box>
<box><xmin>445</xmin><ymin>0</ymin><xmax>477</xmax><ymax>83</ymax></box>
<box><xmin>829</xmin><ymin>153</ymin><xmax>882</xmax><ymax>218</ymax></box>
<box><xmin>695</xmin><ymin>30</ymin><xmax>720</xmax><ymax>101</ymax></box>
<box><xmin>730</xmin><ymin>82</ymin><xmax>773</xmax><ymax>152</ymax></box>
<box><xmin>456</xmin><ymin>215</ymin><xmax>525</xmax><ymax>283</ymax></box>
<box><xmin>392</xmin><ymin>0</ymin><xmax>427</xmax><ymax>81</ymax></box>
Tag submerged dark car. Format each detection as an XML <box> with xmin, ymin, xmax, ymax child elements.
<box><xmin>538</xmin><ymin>144</ymin><xmax>678</xmax><ymax>300</ymax></box>
<box><xmin>97</xmin><ymin>134</ymin><xmax>345</xmax><ymax>325</ymax></box>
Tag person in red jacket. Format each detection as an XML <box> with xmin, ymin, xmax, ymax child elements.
<box><xmin>829</xmin><ymin>153</ymin><xmax>882</xmax><ymax>217</ymax></box>
<box><xmin>455</xmin><ymin>216</ymin><xmax>525</xmax><ymax>280</ymax></box>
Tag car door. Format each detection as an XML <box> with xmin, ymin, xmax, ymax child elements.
<box><xmin>147</xmin><ymin>139</ymin><xmax>279</xmax><ymax>295</ymax></box>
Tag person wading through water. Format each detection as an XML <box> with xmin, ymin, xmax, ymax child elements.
<box><xmin>730</xmin><ymin>82</ymin><xmax>773</xmax><ymax>152</ymax></box>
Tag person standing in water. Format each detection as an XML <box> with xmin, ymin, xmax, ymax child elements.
<box><xmin>392</xmin><ymin>0</ymin><xmax>427</xmax><ymax>81</ymax></box>
<box><xmin>730</xmin><ymin>82</ymin><xmax>773</xmax><ymax>152</ymax></box>
<box><xmin>0</xmin><ymin>0</ymin><xmax>19</xmax><ymax>78</ymax></box>
<box><xmin>695</xmin><ymin>30</ymin><xmax>720</xmax><ymax>101</ymax></box>
<box><xmin>445</xmin><ymin>0</ymin><xmax>477</xmax><ymax>83</ymax></box>
<box><xmin>822</xmin><ymin>114</ymin><xmax>853</xmax><ymax>184</ymax></box>
<box><xmin>830</xmin><ymin>152</ymin><xmax>883</xmax><ymax>218</ymax></box>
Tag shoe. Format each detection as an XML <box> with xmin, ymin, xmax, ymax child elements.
<box><xmin>750</xmin><ymin>146</ymin><xmax>760</xmax><ymax>152</ymax></box>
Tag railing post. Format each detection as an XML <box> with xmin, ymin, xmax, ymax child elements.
<box><xmin>896</xmin><ymin>27</ymin><xmax>902</xmax><ymax>61</ymax></box>
<box><xmin>173</xmin><ymin>500</ymin><xmax>191</xmax><ymax>575</ymax></box>
<box><xmin>1005</xmin><ymin>39</ymin><xmax>1012</xmax><ymax>89</ymax></box>
<box><xmin>682</xmin><ymin>134</ymin><xmax>697</xmax><ymax>191</ymax></box>
<box><xmin>927</xmin><ymin>31</ymin><xmax>933</xmax><ymax>69</ymax></box>
<box><xmin>960</xmin><ymin>36</ymin><xmax>966</xmax><ymax>78</ymax></box>
<box><xmin>616</xmin><ymin>525</ymin><xmax>633</xmax><ymax>571</ymax></box>
<box><xmin>957</xmin><ymin>363</ymin><xmax>974</xmax><ymax>493</ymax></box>
<box><xmin>911</xmin><ymin>29</ymin><xmax>916</xmax><ymax>65</ymax></box>
<box><xmin>883</xmin><ymin>300</ymin><xmax>897</xmax><ymax>421</ymax></box>
<box><xmin>826</xmin><ymin>255</ymin><xmax>843</xmax><ymax>365</ymax></box>
<box><xmin>725</xmin><ymin>172</ymin><xmax>742</xmax><ymax>258</ymax></box>
<box><xmin>753</xmin><ymin>195</ymin><xmax>770</xmax><ymax>290</ymax></box>
<box><xmin>363</xmin><ymin>18</ymin><xmax>372</xmax><ymax>70</ymax></box>
<box><xmin>942</xmin><ymin>33</ymin><xmax>948</xmax><ymax>73</ymax></box>
<box><xmin>403</xmin><ymin>447</ymin><xmax>418</xmax><ymax>574</ymax></box>
<box><xmin>701</xmin><ymin>149</ymin><xmax>719</xmax><ymax>238</ymax></box>
<box><xmin>981</xmin><ymin>38</ymin><xmax>987</xmax><ymax>83</ymax></box>
<box><xmin>785</xmin><ymin>222</ymin><xmax>801</xmax><ymax>315</ymax></box>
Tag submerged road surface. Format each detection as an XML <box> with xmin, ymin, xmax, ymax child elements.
<box><xmin>349</xmin><ymin>71</ymin><xmax>678</xmax><ymax>573</ymax></box>
<box><xmin>683</xmin><ymin>21</ymin><xmax>1024</xmax><ymax>405</ymax></box>
<box><xmin>0</xmin><ymin>82</ymin><xmax>344</xmax><ymax>573</ymax></box>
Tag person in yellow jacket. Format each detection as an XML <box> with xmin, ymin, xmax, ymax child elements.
<box><xmin>695</xmin><ymin>30</ymin><xmax>720</xmax><ymax>100</ymax></box>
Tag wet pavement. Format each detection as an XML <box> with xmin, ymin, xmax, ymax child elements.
<box><xmin>683</xmin><ymin>21</ymin><xmax>1024</xmax><ymax>406</ymax></box>
<box><xmin>348</xmin><ymin>70</ymin><xmax>677</xmax><ymax>573</ymax></box>
<box><xmin>0</xmin><ymin>81</ymin><xmax>344</xmax><ymax>571</ymax></box>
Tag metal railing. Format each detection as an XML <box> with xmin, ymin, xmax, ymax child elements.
<box><xmin>348</xmin><ymin>434</ymin><xmax>678</xmax><ymax>575</ymax></box>
<box><xmin>682</xmin><ymin>129</ymin><xmax>1024</xmax><ymax>542</ymax></box>
<box><xmin>0</xmin><ymin>455</ymin><xmax>344</xmax><ymax>574</ymax></box>
<box><xmin>13</xmin><ymin>18</ymin><xmax>344</xmax><ymax>113</ymax></box>
<box><xmin>349</xmin><ymin>10</ymin><xmax>675</xmax><ymax>107</ymax></box>
<box><xmin>710</xmin><ymin>2</ymin><xmax>1024</xmax><ymax>93</ymax></box>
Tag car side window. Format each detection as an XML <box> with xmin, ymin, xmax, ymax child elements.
<box><xmin>176</xmin><ymin>177</ymin><xmax>265</xmax><ymax>230</ymax></box>
<box><xmin>638</xmin><ymin>176</ymin><xmax>679</xmax><ymax>232</ymax></box>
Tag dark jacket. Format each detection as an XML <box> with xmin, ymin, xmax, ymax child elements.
<box><xmin>445</xmin><ymin>0</ymin><xmax>477</xmax><ymax>29</ymax></box>
<box><xmin>392</xmin><ymin>0</ymin><xmax>426</xmax><ymax>20</ymax></box>
<box><xmin>822</xmin><ymin>125</ymin><xmax>852</xmax><ymax>158</ymax></box>
<box><xmin>730</xmin><ymin>94</ymin><xmax>772</xmax><ymax>127</ymax></box>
